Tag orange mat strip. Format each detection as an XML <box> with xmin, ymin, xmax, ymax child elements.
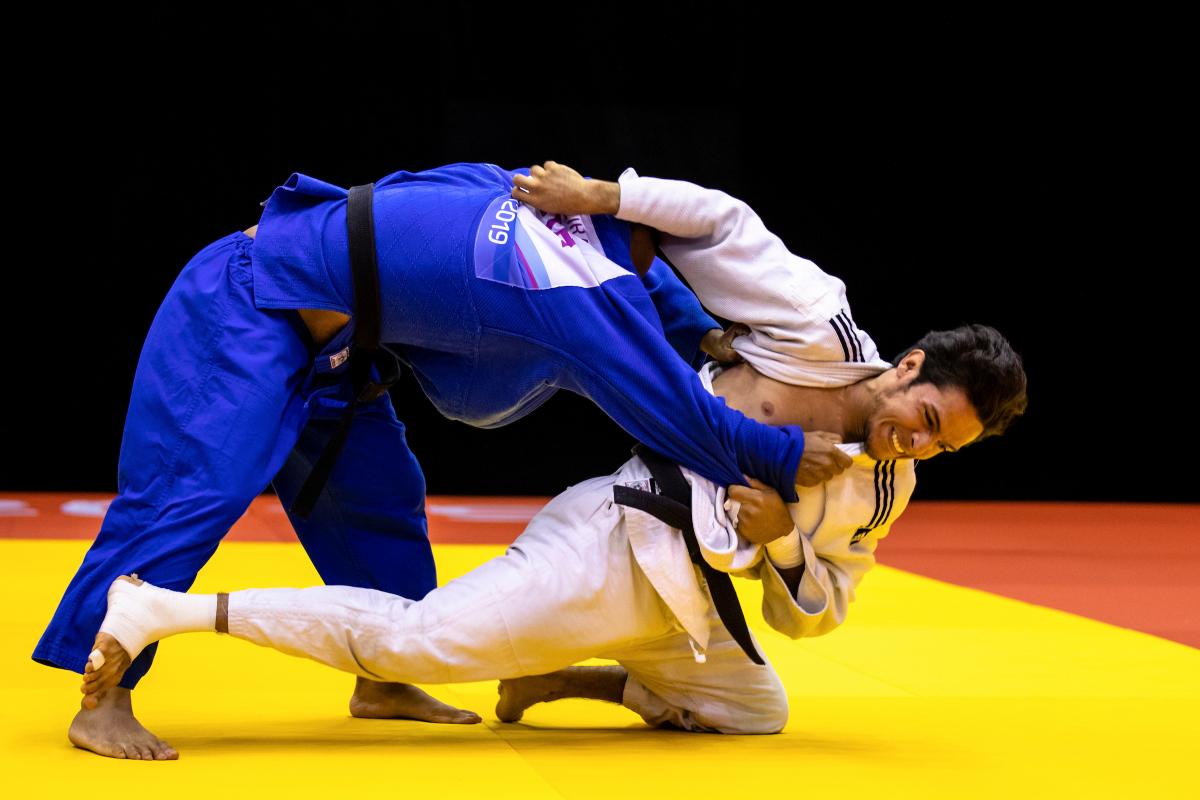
<box><xmin>0</xmin><ymin>493</ymin><xmax>547</xmax><ymax>545</ymax></box>
<box><xmin>880</xmin><ymin>501</ymin><xmax>1200</xmax><ymax>648</ymax></box>
<box><xmin>2</xmin><ymin>494</ymin><xmax>1196</xmax><ymax>648</ymax></box>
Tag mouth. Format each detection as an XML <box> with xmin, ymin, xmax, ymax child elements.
<box><xmin>890</xmin><ymin>426</ymin><xmax>908</xmax><ymax>457</ymax></box>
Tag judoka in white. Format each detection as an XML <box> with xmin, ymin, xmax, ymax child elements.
<box><xmin>83</xmin><ymin>165</ymin><xmax>1025</xmax><ymax>735</ymax></box>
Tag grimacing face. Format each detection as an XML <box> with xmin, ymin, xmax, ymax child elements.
<box><xmin>862</xmin><ymin>356</ymin><xmax>985</xmax><ymax>461</ymax></box>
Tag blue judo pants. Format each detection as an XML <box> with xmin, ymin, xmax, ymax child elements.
<box><xmin>34</xmin><ymin>163</ymin><xmax>799</xmax><ymax>688</ymax></box>
<box><xmin>33</xmin><ymin>232</ymin><xmax>436</xmax><ymax>688</ymax></box>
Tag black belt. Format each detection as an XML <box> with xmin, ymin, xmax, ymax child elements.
<box><xmin>289</xmin><ymin>183</ymin><xmax>402</xmax><ymax>520</ymax></box>
<box><xmin>612</xmin><ymin>445</ymin><xmax>765</xmax><ymax>665</ymax></box>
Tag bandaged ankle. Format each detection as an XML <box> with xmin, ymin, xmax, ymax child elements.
<box><xmin>99</xmin><ymin>579</ymin><xmax>218</xmax><ymax>661</ymax></box>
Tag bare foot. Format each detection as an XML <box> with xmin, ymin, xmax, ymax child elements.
<box><xmin>68</xmin><ymin>686</ymin><xmax>178</xmax><ymax>760</ymax></box>
<box><xmin>497</xmin><ymin>667</ymin><xmax>628</xmax><ymax>722</ymax></box>
<box><xmin>495</xmin><ymin>673</ymin><xmax>567</xmax><ymax>723</ymax></box>
<box><xmin>349</xmin><ymin>678</ymin><xmax>481</xmax><ymax>724</ymax></box>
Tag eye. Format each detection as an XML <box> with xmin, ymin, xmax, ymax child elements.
<box><xmin>924</xmin><ymin>404</ymin><xmax>943</xmax><ymax>433</ymax></box>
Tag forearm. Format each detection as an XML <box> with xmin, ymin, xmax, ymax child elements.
<box><xmin>577</xmin><ymin>179</ymin><xmax>621</xmax><ymax>215</ymax></box>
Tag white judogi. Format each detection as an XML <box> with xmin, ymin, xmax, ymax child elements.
<box><xmin>226</xmin><ymin>174</ymin><xmax>917</xmax><ymax>734</ymax></box>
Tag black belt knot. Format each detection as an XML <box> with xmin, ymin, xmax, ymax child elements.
<box><xmin>613</xmin><ymin>445</ymin><xmax>765</xmax><ymax>665</ymax></box>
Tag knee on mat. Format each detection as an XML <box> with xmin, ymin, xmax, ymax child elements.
<box><xmin>714</xmin><ymin>682</ymin><xmax>790</xmax><ymax>735</ymax></box>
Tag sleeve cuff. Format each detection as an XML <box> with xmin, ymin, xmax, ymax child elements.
<box><xmin>615</xmin><ymin>167</ymin><xmax>645</xmax><ymax>222</ymax></box>
<box><xmin>765</xmin><ymin>527</ymin><xmax>804</xmax><ymax>568</ymax></box>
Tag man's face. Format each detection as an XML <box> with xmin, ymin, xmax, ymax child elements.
<box><xmin>863</xmin><ymin>355</ymin><xmax>985</xmax><ymax>461</ymax></box>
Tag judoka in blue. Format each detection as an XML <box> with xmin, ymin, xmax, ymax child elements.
<box><xmin>34</xmin><ymin>163</ymin><xmax>807</xmax><ymax>694</ymax></box>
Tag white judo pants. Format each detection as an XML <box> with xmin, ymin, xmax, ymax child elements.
<box><xmin>227</xmin><ymin>475</ymin><xmax>789</xmax><ymax>734</ymax></box>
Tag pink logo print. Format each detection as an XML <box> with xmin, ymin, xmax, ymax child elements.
<box><xmin>543</xmin><ymin>214</ymin><xmax>577</xmax><ymax>249</ymax></box>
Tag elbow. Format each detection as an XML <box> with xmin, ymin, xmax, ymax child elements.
<box><xmin>711</xmin><ymin>194</ymin><xmax>753</xmax><ymax>236</ymax></box>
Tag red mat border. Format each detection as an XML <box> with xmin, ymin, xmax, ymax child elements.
<box><xmin>3</xmin><ymin>494</ymin><xmax>1196</xmax><ymax>649</ymax></box>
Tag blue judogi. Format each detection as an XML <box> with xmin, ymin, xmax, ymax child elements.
<box><xmin>34</xmin><ymin>163</ymin><xmax>805</xmax><ymax>686</ymax></box>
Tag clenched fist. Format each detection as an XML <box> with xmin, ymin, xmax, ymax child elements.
<box><xmin>701</xmin><ymin>324</ymin><xmax>750</xmax><ymax>365</ymax></box>
<box><xmin>728</xmin><ymin>477</ymin><xmax>794</xmax><ymax>544</ymax></box>
<box><xmin>794</xmin><ymin>431</ymin><xmax>853</xmax><ymax>487</ymax></box>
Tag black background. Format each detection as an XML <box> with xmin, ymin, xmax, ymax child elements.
<box><xmin>6</xmin><ymin>9</ymin><xmax>1193</xmax><ymax>502</ymax></box>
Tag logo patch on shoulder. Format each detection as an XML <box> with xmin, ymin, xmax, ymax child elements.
<box><xmin>472</xmin><ymin>196</ymin><xmax>628</xmax><ymax>290</ymax></box>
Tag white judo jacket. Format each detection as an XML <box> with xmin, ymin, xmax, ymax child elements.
<box><xmin>613</xmin><ymin>172</ymin><xmax>917</xmax><ymax>652</ymax></box>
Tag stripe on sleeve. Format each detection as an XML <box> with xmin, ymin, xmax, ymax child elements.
<box><xmin>880</xmin><ymin>459</ymin><xmax>898</xmax><ymax>526</ymax></box>
<box><xmin>837</xmin><ymin>311</ymin><xmax>863</xmax><ymax>362</ymax></box>
<box><xmin>866</xmin><ymin>459</ymin><xmax>886</xmax><ymax>529</ymax></box>
<box><xmin>829</xmin><ymin>316</ymin><xmax>852</xmax><ymax>361</ymax></box>
<box><xmin>863</xmin><ymin>458</ymin><xmax>898</xmax><ymax>534</ymax></box>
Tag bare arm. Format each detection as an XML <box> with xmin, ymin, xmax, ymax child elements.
<box><xmin>512</xmin><ymin>162</ymin><xmax>861</xmax><ymax>346</ymax></box>
<box><xmin>511</xmin><ymin>161</ymin><xmax>619</xmax><ymax>215</ymax></box>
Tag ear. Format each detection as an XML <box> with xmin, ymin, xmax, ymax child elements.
<box><xmin>895</xmin><ymin>349</ymin><xmax>926</xmax><ymax>381</ymax></box>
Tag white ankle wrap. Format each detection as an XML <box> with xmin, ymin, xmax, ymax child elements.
<box><xmin>98</xmin><ymin>580</ymin><xmax>216</xmax><ymax>660</ymax></box>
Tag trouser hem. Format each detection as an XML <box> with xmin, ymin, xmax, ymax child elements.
<box><xmin>32</xmin><ymin>640</ymin><xmax>88</xmax><ymax>676</ymax></box>
<box><xmin>33</xmin><ymin>639</ymin><xmax>150</xmax><ymax>690</ymax></box>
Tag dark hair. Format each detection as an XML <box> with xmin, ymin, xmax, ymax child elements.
<box><xmin>894</xmin><ymin>324</ymin><xmax>1027</xmax><ymax>441</ymax></box>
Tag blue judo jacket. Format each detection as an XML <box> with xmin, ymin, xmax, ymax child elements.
<box><xmin>251</xmin><ymin>162</ymin><xmax>806</xmax><ymax>499</ymax></box>
<box><xmin>33</xmin><ymin>162</ymin><xmax>807</xmax><ymax>688</ymax></box>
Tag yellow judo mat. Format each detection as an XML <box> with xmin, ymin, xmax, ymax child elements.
<box><xmin>3</xmin><ymin>538</ymin><xmax>1196</xmax><ymax>799</ymax></box>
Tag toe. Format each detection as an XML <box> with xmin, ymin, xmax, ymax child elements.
<box><xmin>430</xmin><ymin>705</ymin><xmax>482</xmax><ymax>725</ymax></box>
<box><xmin>154</xmin><ymin>741</ymin><xmax>179</xmax><ymax>760</ymax></box>
<box><xmin>81</xmin><ymin>673</ymin><xmax>104</xmax><ymax>695</ymax></box>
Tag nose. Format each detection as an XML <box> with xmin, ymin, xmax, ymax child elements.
<box><xmin>910</xmin><ymin>430</ymin><xmax>936</xmax><ymax>459</ymax></box>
